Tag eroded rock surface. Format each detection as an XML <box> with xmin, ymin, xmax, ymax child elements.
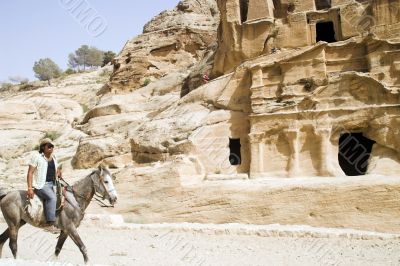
<box><xmin>106</xmin><ymin>0</ymin><xmax>219</xmax><ymax>92</ymax></box>
<box><xmin>0</xmin><ymin>68</ymin><xmax>110</xmax><ymax>184</ymax></box>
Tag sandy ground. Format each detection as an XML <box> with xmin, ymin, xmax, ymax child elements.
<box><xmin>0</xmin><ymin>220</ymin><xmax>399</xmax><ymax>266</ymax></box>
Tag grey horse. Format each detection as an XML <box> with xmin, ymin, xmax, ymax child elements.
<box><xmin>0</xmin><ymin>165</ymin><xmax>117</xmax><ymax>264</ymax></box>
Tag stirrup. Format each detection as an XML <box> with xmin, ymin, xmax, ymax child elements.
<box><xmin>43</xmin><ymin>225</ymin><xmax>61</xmax><ymax>234</ymax></box>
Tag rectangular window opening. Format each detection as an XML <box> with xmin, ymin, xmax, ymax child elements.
<box><xmin>315</xmin><ymin>0</ymin><xmax>331</xmax><ymax>10</ymax></box>
<box><xmin>240</xmin><ymin>0</ymin><xmax>249</xmax><ymax>23</ymax></box>
<box><xmin>316</xmin><ymin>21</ymin><xmax>337</xmax><ymax>43</ymax></box>
<box><xmin>229</xmin><ymin>138</ymin><xmax>242</xmax><ymax>166</ymax></box>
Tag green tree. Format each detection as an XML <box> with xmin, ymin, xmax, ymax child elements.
<box><xmin>87</xmin><ymin>47</ymin><xmax>104</xmax><ymax>67</ymax></box>
<box><xmin>70</xmin><ymin>45</ymin><xmax>105</xmax><ymax>70</ymax></box>
<box><xmin>76</xmin><ymin>45</ymin><xmax>90</xmax><ymax>70</ymax></box>
<box><xmin>0</xmin><ymin>82</ymin><xmax>13</xmax><ymax>91</ymax></box>
<box><xmin>102</xmin><ymin>51</ymin><xmax>116</xmax><ymax>66</ymax></box>
<box><xmin>68</xmin><ymin>53</ymin><xmax>80</xmax><ymax>71</ymax></box>
<box><xmin>32</xmin><ymin>58</ymin><xmax>61</xmax><ymax>85</ymax></box>
<box><xmin>8</xmin><ymin>75</ymin><xmax>29</xmax><ymax>84</ymax></box>
<box><xmin>64</xmin><ymin>68</ymin><xmax>76</xmax><ymax>75</ymax></box>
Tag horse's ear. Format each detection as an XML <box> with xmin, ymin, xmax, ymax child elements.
<box><xmin>98</xmin><ymin>164</ymin><xmax>103</xmax><ymax>175</ymax></box>
<box><xmin>98</xmin><ymin>162</ymin><xmax>106</xmax><ymax>170</ymax></box>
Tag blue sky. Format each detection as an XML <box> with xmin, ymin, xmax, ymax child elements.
<box><xmin>0</xmin><ymin>0</ymin><xmax>179</xmax><ymax>82</ymax></box>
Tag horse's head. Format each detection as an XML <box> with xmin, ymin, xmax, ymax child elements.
<box><xmin>91</xmin><ymin>165</ymin><xmax>118</xmax><ymax>206</ymax></box>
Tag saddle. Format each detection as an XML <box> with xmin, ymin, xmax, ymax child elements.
<box><xmin>25</xmin><ymin>178</ymin><xmax>68</xmax><ymax>219</ymax></box>
<box><xmin>25</xmin><ymin>178</ymin><xmax>82</xmax><ymax>222</ymax></box>
<box><xmin>55</xmin><ymin>177</ymin><xmax>70</xmax><ymax>212</ymax></box>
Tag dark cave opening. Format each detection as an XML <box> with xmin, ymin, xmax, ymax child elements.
<box><xmin>229</xmin><ymin>138</ymin><xmax>242</xmax><ymax>166</ymax></box>
<box><xmin>338</xmin><ymin>133</ymin><xmax>375</xmax><ymax>176</ymax></box>
<box><xmin>316</xmin><ymin>21</ymin><xmax>337</xmax><ymax>43</ymax></box>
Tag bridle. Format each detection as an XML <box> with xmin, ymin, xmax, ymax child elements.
<box><xmin>90</xmin><ymin>170</ymin><xmax>116</xmax><ymax>207</ymax></box>
<box><xmin>91</xmin><ymin>170</ymin><xmax>115</xmax><ymax>201</ymax></box>
<box><xmin>64</xmin><ymin>170</ymin><xmax>115</xmax><ymax>211</ymax></box>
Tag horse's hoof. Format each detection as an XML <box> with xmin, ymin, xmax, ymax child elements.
<box><xmin>44</xmin><ymin>253</ymin><xmax>58</xmax><ymax>262</ymax></box>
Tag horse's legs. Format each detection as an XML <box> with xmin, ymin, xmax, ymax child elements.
<box><xmin>68</xmin><ymin>229</ymin><xmax>89</xmax><ymax>264</ymax></box>
<box><xmin>54</xmin><ymin>231</ymin><xmax>68</xmax><ymax>257</ymax></box>
<box><xmin>0</xmin><ymin>228</ymin><xmax>9</xmax><ymax>257</ymax></box>
<box><xmin>8</xmin><ymin>220</ymin><xmax>25</xmax><ymax>259</ymax></box>
<box><xmin>8</xmin><ymin>227</ymin><xmax>19</xmax><ymax>259</ymax></box>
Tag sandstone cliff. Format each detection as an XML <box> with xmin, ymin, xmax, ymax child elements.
<box><xmin>94</xmin><ymin>0</ymin><xmax>400</xmax><ymax>232</ymax></box>
<box><xmin>0</xmin><ymin>68</ymin><xmax>110</xmax><ymax>186</ymax></box>
<box><xmin>104</xmin><ymin>0</ymin><xmax>219</xmax><ymax>93</ymax></box>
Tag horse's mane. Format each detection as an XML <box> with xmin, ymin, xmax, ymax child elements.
<box><xmin>73</xmin><ymin>167</ymin><xmax>110</xmax><ymax>188</ymax></box>
<box><xmin>0</xmin><ymin>189</ymin><xmax>7</xmax><ymax>200</ymax></box>
<box><xmin>73</xmin><ymin>169</ymin><xmax>99</xmax><ymax>188</ymax></box>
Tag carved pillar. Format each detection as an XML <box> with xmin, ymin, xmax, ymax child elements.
<box><xmin>285</xmin><ymin>128</ymin><xmax>300</xmax><ymax>177</ymax></box>
<box><xmin>258</xmin><ymin>142</ymin><xmax>265</xmax><ymax>173</ymax></box>
<box><xmin>251</xmin><ymin>66</ymin><xmax>263</xmax><ymax>88</ymax></box>
<box><xmin>249</xmin><ymin>133</ymin><xmax>263</xmax><ymax>178</ymax></box>
<box><xmin>317</xmin><ymin>127</ymin><xmax>335</xmax><ymax>176</ymax></box>
<box><xmin>248</xmin><ymin>0</ymin><xmax>275</xmax><ymax>21</ymax></box>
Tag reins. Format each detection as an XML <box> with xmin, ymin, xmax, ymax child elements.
<box><xmin>91</xmin><ymin>170</ymin><xmax>115</xmax><ymax>208</ymax></box>
<box><xmin>64</xmin><ymin>171</ymin><xmax>114</xmax><ymax>210</ymax></box>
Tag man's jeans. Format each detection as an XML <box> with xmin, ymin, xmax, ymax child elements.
<box><xmin>35</xmin><ymin>182</ymin><xmax>56</xmax><ymax>223</ymax></box>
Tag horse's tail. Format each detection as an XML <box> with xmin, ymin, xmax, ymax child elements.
<box><xmin>0</xmin><ymin>189</ymin><xmax>7</xmax><ymax>201</ymax></box>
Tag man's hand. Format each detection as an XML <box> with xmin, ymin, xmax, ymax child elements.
<box><xmin>27</xmin><ymin>165</ymin><xmax>35</xmax><ymax>199</ymax></box>
<box><xmin>57</xmin><ymin>168</ymin><xmax>62</xmax><ymax>179</ymax></box>
<box><xmin>27</xmin><ymin>188</ymin><xmax>34</xmax><ymax>199</ymax></box>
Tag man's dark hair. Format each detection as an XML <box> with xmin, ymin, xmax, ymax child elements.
<box><xmin>39</xmin><ymin>144</ymin><xmax>46</xmax><ymax>154</ymax></box>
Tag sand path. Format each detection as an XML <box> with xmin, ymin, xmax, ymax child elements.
<box><xmin>0</xmin><ymin>220</ymin><xmax>398</xmax><ymax>266</ymax></box>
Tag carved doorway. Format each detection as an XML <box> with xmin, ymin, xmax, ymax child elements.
<box><xmin>338</xmin><ymin>133</ymin><xmax>375</xmax><ymax>176</ymax></box>
<box><xmin>316</xmin><ymin>21</ymin><xmax>336</xmax><ymax>43</ymax></box>
<box><xmin>315</xmin><ymin>0</ymin><xmax>331</xmax><ymax>10</ymax></box>
<box><xmin>229</xmin><ymin>138</ymin><xmax>242</xmax><ymax>165</ymax></box>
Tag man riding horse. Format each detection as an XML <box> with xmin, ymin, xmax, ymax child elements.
<box><xmin>27</xmin><ymin>138</ymin><xmax>62</xmax><ymax>234</ymax></box>
<box><xmin>0</xmin><ymin>137</ymin><xmax>118</xmax><ymax>263</ymax></box>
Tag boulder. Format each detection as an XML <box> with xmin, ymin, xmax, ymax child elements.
<box><xmin>72</xmin><ymin>136</ymin><xmax>131</xmax><ymax>169</ymax></box>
